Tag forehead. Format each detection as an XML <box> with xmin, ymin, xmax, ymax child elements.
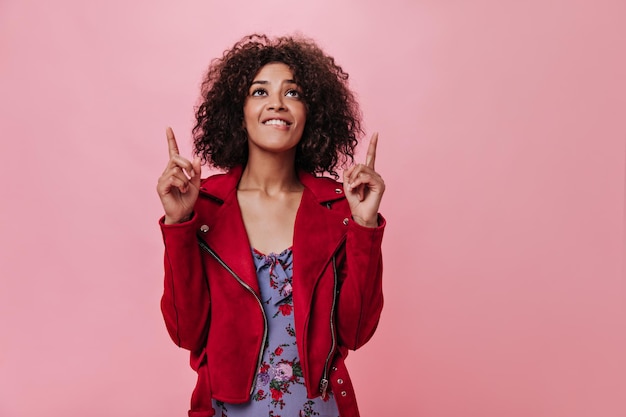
<box><xmin>252</xmin><ymin>62</ymin><xmax>295</xmax><ymax>81</ymax></box>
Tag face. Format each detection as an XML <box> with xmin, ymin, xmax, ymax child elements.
<box><xmin>243</xmin><ymin>62</ymin><xmax>307</xmax><ymax>157</ymax></box>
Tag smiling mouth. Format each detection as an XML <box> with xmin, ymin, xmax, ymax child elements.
<box><xmin>263</xmin><ymin>119</ymin><xmax>291</xmax><ymax>126</ymax></box>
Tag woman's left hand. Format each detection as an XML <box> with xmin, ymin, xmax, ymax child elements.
<box><xmin>343</xmin><ymin>133</ymin><xmax>386</xmax><ymax>227</ymax></box>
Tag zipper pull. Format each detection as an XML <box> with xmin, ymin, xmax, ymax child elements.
<box><xmin>319</xmin><ymin>378</ymin><xmax>329</xmax><ymax>399</ymax></box>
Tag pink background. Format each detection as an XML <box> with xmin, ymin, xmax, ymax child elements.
<box><xmin>1</xmin><ymin>1</ymin><xmax>625</xmax><ymax>416</ymax></box>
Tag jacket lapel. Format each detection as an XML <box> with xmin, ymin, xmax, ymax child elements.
<box><xmin>292</xmin><ymin>172</ymin><xmax>348</xmax><ymax>307</ymax></box>
<box><xmin>199</xmin><ymin>167</ymin><xmax>260</xmax><ymax>296</ymax></box>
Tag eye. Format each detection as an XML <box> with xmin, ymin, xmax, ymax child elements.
<box><xmin>285</xmin><ymin>89</ymin><xmax>301</xmax><ymax>99</ymax></box>
<box><xmin>250</xmin><ymin>88</ymin><xmax>267</xmax><ymax>97</ymax></box>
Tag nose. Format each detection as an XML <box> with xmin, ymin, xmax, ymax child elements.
<box><xmin>267</xmin><ymin>94</ymin><xmax>285</xmax><ymax>111</ymax></box>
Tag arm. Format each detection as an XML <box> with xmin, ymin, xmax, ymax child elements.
<box><xmin>160</xmin><ymin>213</ymin><xmax>211</xmax><ymax>352</ymax></box>
<box><xmin>156</xmin><ymin>127</ymin><xmax>208</xmax><ymax>352</ymax></box>
<box><xmin>336</xmin><ymin>216</ymin><xmax>385</xmax><ymax>350</ymax></box>
<box><xmin>337</xmin><ymin>132</ymin><xmax>386</xmax><ymax>349</ymax></box>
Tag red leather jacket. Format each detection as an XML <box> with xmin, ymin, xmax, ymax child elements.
<box><xmin>160</xmin><ymin>166</ymin><xmax>385</xmax><ymax>417</ymax></box>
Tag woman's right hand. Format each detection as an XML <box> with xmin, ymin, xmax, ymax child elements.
<box><xmin>156</xmin><ymin>127</ymin><xmax>202</xmax><ymax>224</ymax></box>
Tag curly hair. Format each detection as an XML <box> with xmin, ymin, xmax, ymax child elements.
<box><xmin>192</xmin><ymin>34</ymin><xmax>363</xmax><ymax>178</ymax></box>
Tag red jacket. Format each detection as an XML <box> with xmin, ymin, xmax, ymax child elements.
<box><xmin>160</xmin><ymin>166</ymin><xmax>385</xmax><ymax>417</ymax></box>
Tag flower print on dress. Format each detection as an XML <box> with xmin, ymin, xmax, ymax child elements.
<box><xmin>256</xmin><ymin>369</ymin><xmax>270</xmax><ymax>388</ymax></box>
<box><xmin>269</xmin><ymin>343</ymin><xmax>290</xmax><ymax>363</ymax></box>
<box><xmin>268</xmin><ymin>357</ymin><xmax>304</xmax><ymax>409</ymax></box>
<box><xmin>274</xmin><ymin>361</ymin><xmax>293</xmax><ymax>381</ymax></box>
<box><xmin>276</xmin><ymin>303</ymin><xmax>293</xmax><ymax>317</ymax></box>
<box><xmin>252</xmin><ymin>388</ymin><xmax>268</xmax><ymax>402</ymax></box>
<box><xmin>285</xmin><ymin>322</ymin><xmax>296</xmax><ymax>338</ymax></box>
<box><xmin>281</xmin><ymin>282</ymin><xmax>292</xmax><ymax>298</ymax></box>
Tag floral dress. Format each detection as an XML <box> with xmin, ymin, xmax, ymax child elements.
<box><xmin>212</xmin><ymin>247</ymin><xmax>340</xmax><ymax>417</ymax></box>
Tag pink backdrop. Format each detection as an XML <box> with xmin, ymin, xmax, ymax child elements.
<box><xmin>1</xmin><ymin>1</ymin><xmax>625</xmax><ymax>416</ymax></box>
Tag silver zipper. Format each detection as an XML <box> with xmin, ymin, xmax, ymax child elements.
<box><xmin>197</xmin><ymin>237</ymin><xmax>268</xmax><ymax>396</ymax></box>
<box><xmin>319</xmin><ymin>255</ymin><xmax>338</xmax><ymax>399</ymax></box>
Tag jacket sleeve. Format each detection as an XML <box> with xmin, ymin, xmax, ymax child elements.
<box><xmin>159</xmin><ymin>212</ymin><xmax>210</xmax><ymax>352</ymax></box>
<box><xmin>336</xmin><ymin>214</ymin><xmax>385</xmax><ymax>350</ymax></box>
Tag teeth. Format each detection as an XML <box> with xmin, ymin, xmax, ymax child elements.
<box><xmin>264</xmin><ymin>119</ymin><xmax>288</xmax><ymax>126</ymax></box>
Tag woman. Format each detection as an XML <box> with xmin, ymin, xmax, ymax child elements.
<box><xmin>157</xmin><ymin>34</ymin><xmax>385</xmax><ymax>417</ymax></box>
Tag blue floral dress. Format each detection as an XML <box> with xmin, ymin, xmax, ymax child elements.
<box><xmin>212</xmin><ymin>248</ymin><xmax>340</xmax><ymax>417</ymax></box>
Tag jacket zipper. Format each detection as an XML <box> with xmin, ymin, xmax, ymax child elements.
<box><xmin>197</xmin><ymin>237</ymin><xmax>268</xmax><ymax>396</ymax></box>
<box><xmin>319</xmin><ymin>254</ymin><xmax>338</xmax><ymax>399</ymax></box>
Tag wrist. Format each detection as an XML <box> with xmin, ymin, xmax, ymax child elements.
<box><xmin>164</xmin><ymin>212</ymin><xmax>193</xmax><ymax>225</ymax></box>
<box><xmin>351</xmin><ymin>214</ymin><xmax>378</xmax><ymax>228</ymax></box>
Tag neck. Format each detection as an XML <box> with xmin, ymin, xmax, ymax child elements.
<box><xmin>239</xmin><ymin>152</ymin><xmax>302</xmax><ymax>194</ymax></box>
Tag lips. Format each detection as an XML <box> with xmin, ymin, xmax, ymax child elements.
<box><xmin>262</xmin><ymin>118</ymin><xmax>291</xmax><ymax>126</ymax></box>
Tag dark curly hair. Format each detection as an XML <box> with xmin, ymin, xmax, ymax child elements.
<box><xmin>192</xmin><ymin>34</ymin><xmax>363</xmax><ymax>178</ymax></box>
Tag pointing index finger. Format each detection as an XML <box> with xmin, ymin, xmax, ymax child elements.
<box><xmin>166</xmin><ymin>126</ymin><xmax>179</xmax><ymax>157</ymax></box>
<box><xmin>365</xmin><ymin>132</ymin><xmax>379</xmax><ymax>169</ymax></box>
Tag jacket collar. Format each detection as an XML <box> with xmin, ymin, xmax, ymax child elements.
<box><xmin>199</xmin><ymin>165</ymin><xmax>346</xmax><ymax>205</ymax></box>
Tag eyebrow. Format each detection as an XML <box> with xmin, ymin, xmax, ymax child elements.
<box><xmin>250</xmin><ymin>79</ymin><xmax>298</xmax><ymax>85</ymax></box>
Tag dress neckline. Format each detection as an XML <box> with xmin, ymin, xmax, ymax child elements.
<box><xmin>252</xmin><ymin>246</ymin><xmax>293</xmax><ymax>258</ymax></box>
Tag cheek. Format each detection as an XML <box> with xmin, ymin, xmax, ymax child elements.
<box><xmin>242</xmin><ymin>107</ymin><xmax>254</xmax><ymax>128</ymax></box>
<box><xmin>242</xmin><ymin>99</ymin><xmax>256</xmax><ymax>122</ymax></box>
